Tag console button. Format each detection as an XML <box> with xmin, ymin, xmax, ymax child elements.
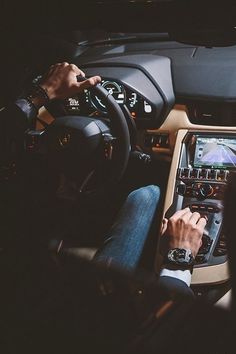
<box><xmin>218</xmin><ymin>240</ymin><xmax>227</xmax><ymax>248</ymax></box>
<box><xmin>220</xmin><ymin>233</ymin><xmax>227</xmax><ymax>241</ymax></box>
<box><xmin>208</xmin><ymin>169</ymin><xmax>217</xmax><ymax>180</ymax></box>
<box><xmin>199</xmin><ymin>183</ymin><xmax>214</xmax><ymax>198</ymax></box>
<box><xmin>214</xmin><ymin>233</ymin><xmax>227</xmax><ymax>257</ymax></box>
<box><xmin>206</xmin><ymin>206</ymin><xmax>214</xmax><ymax>212</ymax></box>
<box><xmin>195</xmin><ymin>254</ymin><xmax>206</xmax><ymax>263</ymax></box>
<box><xmin>199</xmin><ymin>205</ymin><xmax>207</xmax><ymax>212</ymax></box>
<box><xmin>190</xmin><ymin>168</ymin><xmax>199</xmax><ymax>179</ymax></box>
<box><xmin>181</xmin><ymin>168</ymin><xmax>190</xmax><ymax>179</ymax></box>
<box><xmin>216</xmin><ymin>170</ymin><xmax>226</xmax><ymax>181</ymax></box>
<box><xmin>144</xmin><ymin>135</ymin><xmax>154</xmax><ymax>147</ymax></box>
<box><xmin>199</xmin><ymin>169</ymin><xmax>208</xmax><ymax>179</ymax></box>
<box><xmin>176</xmin><ymin>184</ymin><xmax>186</xmax><ymax>195</ymax></box>
<box><xmin>214</xmin><ymin>248</ymin><xmax>227</xmax><ymax>256</ymax></box>
<box><xmin>198</xmin><ymin>234</ymin><xmax>212</xmax><ymax>254</ymax></box>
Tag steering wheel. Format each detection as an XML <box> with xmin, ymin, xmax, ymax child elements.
<box><xmin>27</xmin><ymin>84</ymin><xmax>130</xmax><ymax>199</ymax></box>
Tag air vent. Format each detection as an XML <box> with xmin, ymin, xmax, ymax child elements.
<box><xmin>187</xmin><ymin>101</ymin><xmax>236</xmax><ymax>126</ymax></box>
<box><xmin>188</xmin><ymin>102</ymin><xmax>223</xmax><ymax>125</ymax></box>
<box><xmin>144</xmin><ymin>133</ymin><xmax>169</xmax><ymax>148</ymax></box>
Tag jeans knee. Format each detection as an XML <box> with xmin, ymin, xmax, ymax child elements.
<box><xmin>128</xmin><ymin>185</ymin><xmax>160</xmax><ymax>207</ymax></box>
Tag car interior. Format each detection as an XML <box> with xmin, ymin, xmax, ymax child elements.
<box><xmin>1</xmin><ymin>0</ymin><xmax>236</xmax><ymax>352</ymax></box>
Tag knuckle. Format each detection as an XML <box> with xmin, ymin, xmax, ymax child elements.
<box><xmin>193</xmin><ymin>211</ymin><xmax>201</xmax><ymax>218</ymax></box>
<box><xmin>168</xmin><ymin>216</ymin><xmax>176</xmax><ymax>225</ymax></box>
<box><xmin>170</xmin><ymin>213</ymin><xmax>179</xmax><ymax>221</ymax></box>
<box><xmin>68</xmin><ymin>63</ymin><xmax>77</xmax><ymax>71</ymax></box>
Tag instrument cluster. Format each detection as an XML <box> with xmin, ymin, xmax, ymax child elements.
<box><xmin>64</xmin><ymin>79</ymin><xmax>154</xmax><ymax>120</ymax></box>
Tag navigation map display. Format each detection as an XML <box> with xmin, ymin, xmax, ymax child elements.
<box><xmin>194</xmin><ymin>136</ymin><xmax>236</xmax><ymax>168</ymax></box>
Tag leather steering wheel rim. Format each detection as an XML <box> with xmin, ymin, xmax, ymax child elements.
<box><xmin>91</xmin><ymin>84</ymin><xmax>130</xmax><ymax>185</ymax></box>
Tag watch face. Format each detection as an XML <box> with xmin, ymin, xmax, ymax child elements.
<box><xmin>167</xmin><ymin>248</ymin><xmax>194</xmax><ymax>265</ymax></box>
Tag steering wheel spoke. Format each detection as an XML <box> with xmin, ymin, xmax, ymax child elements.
<box><xmin>79</xmin><ymin>169</ymin><xmax>96</xmax><ymax>193</ymax></box>
<box><xmin>103</xmin><ymin>133</ymin><xmax>117</xmax><ymax>161</ymax></box>
<box><xmin>25</xmin><ymin>129</ymin><xmax>46</xmax><ymax>153</ymax></box>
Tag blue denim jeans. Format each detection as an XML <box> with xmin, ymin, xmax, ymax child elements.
<box><xmin>93</xmin><ymin>185</ymin><xmax>160</xmax><ymax>272</ymax></box>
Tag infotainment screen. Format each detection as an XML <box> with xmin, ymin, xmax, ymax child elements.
<box><xmin>194</xmin><ymin>136</ymin><xmax>236</xmax><ymax>168</ymax></box>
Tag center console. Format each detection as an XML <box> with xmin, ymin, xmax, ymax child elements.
<box><xmin>157</xmin><ymin>130</ymin><xmax>236</xmax><ymax>284</ymax></box>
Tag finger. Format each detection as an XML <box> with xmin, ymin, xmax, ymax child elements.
<box><xmin>68</xmin><ymin>63</ymin><xmax>85</xmax><ymax>77</ymax></box>
<box><xmin>201</xmin><ymin>214</ymin><xmax>208</xmax><ymax>222</ymax></box>
<box><xmin>52</xmin><ymin>62</ymin><xmax>65</xmax><ymax>67</ymax></box>
<box><xmin>160</xmin><ymin>218</ymin><xmax>168</xmax><ymax>235</ymax></box>
<box><xmin>78</xmin><ymin>69</ymin><xmax>85</xmax><ymax>77</ymax></box>
<box><xmin>196</xmin><ymin>217</ymin><xmax>207</xmax><ymax>232</ymax></box>
<box><xmin>53</xmin><ymin>62</ymin><xmax>69</xmax><ymax>67</ymax></box>
<box><xmin>169</xmin><ymin>207</ymin><xmax>190</xmax><ymax>220</ymax></box>
<box><xmin>189</xmin><ymin>212</ymin><xmax>201</xmax><ymax>225</ymax></box>
<box><xmin>179</xmin><ymin>209</ymin><xmax>193</xmax><ymax>223</ymax></box>
<box><xmin>46</xmin><ymin>63</ymin><xmax>67</xmax><ymax>76</ymax></box>
<box><xmin>169</xmin><ymin>207</ymin><xmax>191</xmax><ymax>223</ymax></box>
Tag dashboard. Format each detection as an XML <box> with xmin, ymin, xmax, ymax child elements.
<box><xmin>76</xmin><ymin>54</ymin><xmax>175</xmax><ymax>129</ymax></box>
<box><xmin>31</xmin><ymin>41</ymin><xmax>236</xmax><ymax>288</ymax></box>
<box><xmin>64</xmin><ymin>78</ymin><xmax>155</xmax><ymax>121</ymax></box>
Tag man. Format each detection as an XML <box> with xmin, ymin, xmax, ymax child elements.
<box><xmin>0</xmin><ymin>62</ymin><xmax>207</xmax><ymax>353</ymax></box>
<box><xmin>0</xmin><ymin>61</ymin><xmax>207</xmax><ymax>285</ymax></box>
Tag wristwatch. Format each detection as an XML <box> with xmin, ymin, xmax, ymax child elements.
<box><xmin>163</xmin><ymin>248</ymin><xmax>195</xmax><ymax>270</ymax></box>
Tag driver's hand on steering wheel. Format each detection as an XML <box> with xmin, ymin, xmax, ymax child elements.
<box><xmin>32</xmin><ymin>62</ymin><xmax>101</xmax><ymax>108</ymax></box>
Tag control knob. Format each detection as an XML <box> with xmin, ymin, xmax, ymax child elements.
<box><xmin>199</xmin><ymin>183</ymin><xmax>214</xmax><ymax>198</ymax></box>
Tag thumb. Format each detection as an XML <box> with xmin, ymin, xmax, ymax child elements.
<box><xmin>160</xmin><ymin>218</ymin><xmax>168</xmax><ymax>235</ymax></box>
<box><xmin>77</xmin><ymin>76</ymin><xmax>101</xmax><ymax>92</ymax></box>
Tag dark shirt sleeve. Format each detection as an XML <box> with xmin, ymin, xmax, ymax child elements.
<box><xmin>158</xmin><ymin>275</ymin><xmax>194</xmax><ymax>299</ymax></box>
<box><xmin>0</xmin><ymin>99</ymin><xmax>37</xmax><ymax>165</ymax></box>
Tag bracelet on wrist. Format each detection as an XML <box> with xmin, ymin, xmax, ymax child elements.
<box><xmin>34</xmin><ymin>84</ymin><xmax>49</xmax><ymax>101</ymax></box>
<box><xmin>26</xmin><ymin>84</ymin><xmax>50</xmax><ymax>109</ymax></box>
